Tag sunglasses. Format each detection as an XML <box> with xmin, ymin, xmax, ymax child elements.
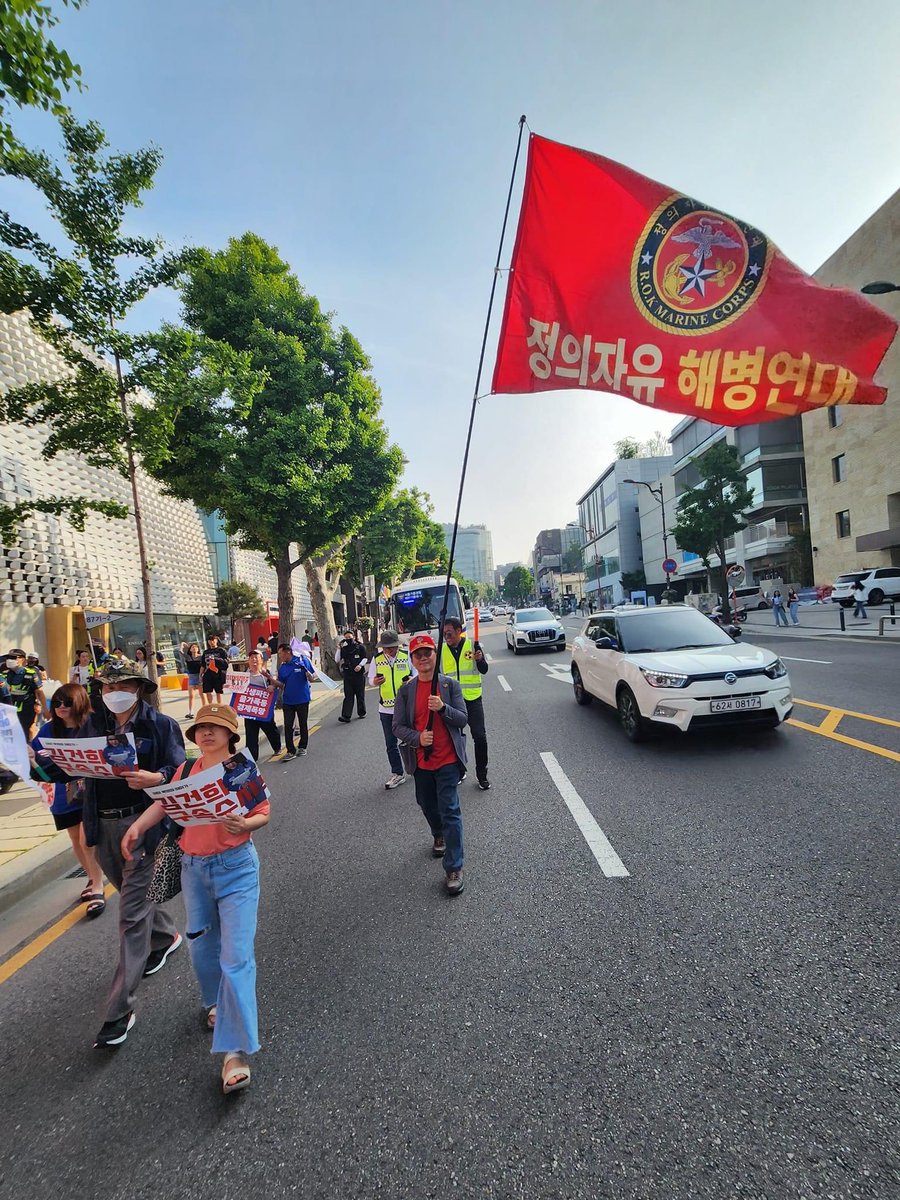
<box><xmin>51</xmin><ymin>698</ymin><xmax>73</xmax><ymax>708</ymax></box>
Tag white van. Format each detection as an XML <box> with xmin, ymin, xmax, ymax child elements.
<box><xmin>730</xmin><ymin>585</ymin><xmax>771</xmax><ymax>611</ymax></box>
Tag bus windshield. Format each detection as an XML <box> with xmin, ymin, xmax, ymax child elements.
<box><xmin>391</xmin><ymin>581</ymin><xmax>463</xmax><ymax>634</ymax></box>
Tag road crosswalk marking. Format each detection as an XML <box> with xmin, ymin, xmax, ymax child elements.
<box><xmin>496</xmin><ymin>675</ymin><xmax>512</xmax><ymax>692</ymax></box>
<box><xmin>539</xmin><ymin>752</ymin><xmax>630</xmax><ymax>879</ymax></box>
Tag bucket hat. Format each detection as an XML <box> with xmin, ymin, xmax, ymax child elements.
<box><xmin>185</xmin><ymin>702</ymin><xmax>239</xmax><ymax>744</ymax></box>
<box><xmin>92</xmin><ymin>657</ymin><xmax>157</xmax><ymax>693</ymax></box>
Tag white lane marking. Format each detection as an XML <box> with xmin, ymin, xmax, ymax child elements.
<box><xmin>539</xmin><ymin>752</ymin><xmax>630</xmax><ymax>879</ymax></box>
<box><xmin>539</xmin><ymin>661</ymin><xmax>572</xmax><ymax>684</ymax></box>
<box><xmin>779</xmin><ymin>655</ymin><xmax>833</xmax><ymax>665</ymax></box>
<box><xmin>485</xmin><ymin>652</ymin><xmax>494</xmax><ymax>662</ymax></box>
<box><xmin>497</xmin><ymin>674</ymin><xmax>512</xmax><ymax>692</ymax></box>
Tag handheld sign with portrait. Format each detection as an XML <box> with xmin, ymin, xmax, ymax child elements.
<box><xmin>36</xmin><ymin>733</ymin><xmax>139</xmax><ymax>779</ymax></box>
<box><xmin>145</xmin><ymin>750</ymin><xmax>270</xmax><ymax>826</ymax></box>
<box><xmin>231</xmin><ymin>684</ymin><xmax>277</xmax><ymax>722</ymax></box>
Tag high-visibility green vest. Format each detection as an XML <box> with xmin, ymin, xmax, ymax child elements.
<box><xmin>440</xmin><ymin>639</ymin><xmax>481</xmax><ymax>700</ymax></box>
<box><xmin>373</xmin><ymin>651</ymin><xmax>412</xmax><ymax>709</ymax></box>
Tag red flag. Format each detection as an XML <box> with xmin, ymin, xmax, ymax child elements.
<box><xmin>492</xmin><ymin>135</ymin><xmax>896</xmax><ymax>426</ymax></box>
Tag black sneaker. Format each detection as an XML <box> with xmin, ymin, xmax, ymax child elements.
<box><xmin>477</xmin><ymin>778</ymin><xmax>491</xmax><ymax>791</ymax></box>
<box><xmin>284</xmin><ymin>750</ymin><xmax>297</xmax><ymax>760</ymax></box>
<box><xmin>338</xmin><ymin>716</ymin><xmax>351</xmax><ymax>724</ymax></box>
<box><xmin>94</xmin><ymin>1011</ymin><xmax>135</xmax><ymax>1048</ymax></box>
<box><xmin>143</xmin><ymin>931</ymin><xmax>183</xmax><ymax>977</ymax></box>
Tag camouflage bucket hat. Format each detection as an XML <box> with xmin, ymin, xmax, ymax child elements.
<box><xmin>92</xmin><ymin>658</ymin><xmax>157</xmax><ymax>693</ymax></box>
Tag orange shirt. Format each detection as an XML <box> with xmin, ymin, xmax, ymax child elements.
<box><xmin>173</xmin><ymin>759</ymin><xmax>270</xmax><ymax>857</ymax></box>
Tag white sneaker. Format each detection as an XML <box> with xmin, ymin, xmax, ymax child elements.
<box><xmin>384</xmin><ymin>774</ymin><xmax>406</xmax><ymax>790</ymax></box>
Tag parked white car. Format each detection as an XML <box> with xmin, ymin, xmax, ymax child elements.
<box><xmin>570</xmin><ymin>605</ymin><xmax>793</xmax><ymax>741</ymax></box>
<box><xmin>506</xmin><ymin>607</ymin><xmax>567</xmax><ymax>653</ymax></box>
<box><xmin>830</xmin><ymin>567</ymin><xmax>900</xmax><ymax>608</ymax></box>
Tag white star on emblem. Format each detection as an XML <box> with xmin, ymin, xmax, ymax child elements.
<box><xmin>678</xmin><ymin>261</ymin><xmax>717</xmax><ymax>298</ymax></box>
<box><xmin>640</xmin><ymin>251</ymin><xmax>652</xmax><ymax>266</ymax></box>
<box><xmin>748</xmin><ymin>262</ymin><xmax>761</xmax><ymax>277</ymax></box>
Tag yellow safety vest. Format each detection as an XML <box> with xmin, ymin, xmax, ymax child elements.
<box><xmin>440</xmin><ymin>639</ymin><xmax>482</xmax><ymax>701</ymax></box>
<box><xmin>374</xmin><ymin>652</ymin><xmax>412</xmax><ymax>709</ymax></box>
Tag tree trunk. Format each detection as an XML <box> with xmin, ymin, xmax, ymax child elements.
<box><xmin>274</xmin><ymin>547</ymin><xmax>296</xmax><ymax>647</ymax></box>
<box><xmin>304</xmin><ymin>556</ymin><xmax>341</xmax><ymax>678</ymax></box>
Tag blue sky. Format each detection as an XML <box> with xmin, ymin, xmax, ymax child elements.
<box><xmin>5</xmin><ymin>0</ymin><xmax>900</xmax><ymax>562</ymax></box>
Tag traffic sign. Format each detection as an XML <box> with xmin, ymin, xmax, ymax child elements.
<box><xmin>662</xmin><ymin>558</ymin><xmax>678</xmax><ymax>575</ymax></box>
<box><xmin>726</xmin><ymin>564</ymin><xmax>745</xmax><ymax>583</ymax></box>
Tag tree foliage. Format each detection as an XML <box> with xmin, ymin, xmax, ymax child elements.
<box><xmin>344</xmin><ymin>488</ymin><xmax>439</xmax><ymax>590</ymax></box>
<box><xmin>152</xmin><ymin>233</ymin><xmax>403</xmax><ymax>672</ymax></box>
<box><xmin>670</xmin><ymin>441</ymin><xmax>754</xmax><ymax>606</ymax></box>
<box><xmin>614</xmin><ymin>430</ymin><xmax>670</xmax><ymax>460</ymax></box>
<box><xmin>0</xmin><ymin>116</ymin><xmax>252</xmax><ymax>679</ymax></box>
<box><xmin>502</xmin><ymin>565</ymin><xmax>533</xmax><ymax>606</ymax></box>
<box><xmin>216</xmin><ymin>580</ymin><xmax>265</xmax><ymax>625</ymax></box>
<box><xmin>0</xmin><ymin>0</ymin><xmax>84</xmax><ymax>153</ymax></box>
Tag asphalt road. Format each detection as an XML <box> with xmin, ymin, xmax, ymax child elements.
<box><xmin>0</xmin><ymin>623</ymin><xmax>897</xmax><ymax>1200</ymax></box>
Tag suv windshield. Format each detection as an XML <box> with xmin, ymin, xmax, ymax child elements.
<box><xmin>618</xmin><ymin>608</ymin><xmax>735</xmax><ymax>653</ymax></box>
<box><xmin>517</xmin><ymin>608</ymin><xmax>555</xmax><ymax>623</ymax></box>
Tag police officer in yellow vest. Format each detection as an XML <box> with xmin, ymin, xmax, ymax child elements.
<box><xmin>368</xmin><ymin>630</ymin><xmax>413</xmax><ymax>789</ymax></box>
<box><xmin>440</xmin><ymin>616</ymin><xmax>490</xmax><ymax>790</ymax></box>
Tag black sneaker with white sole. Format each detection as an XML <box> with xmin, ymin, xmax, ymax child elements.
<box><xmin>94</xmin><ymin>1011</ymin><xmax>135</xmax><ymax>1048</ymax></box>
<box><xmin>143</xmin><ymin>931</ymin><xmax>183</xmax><ymax>977</ymax></box>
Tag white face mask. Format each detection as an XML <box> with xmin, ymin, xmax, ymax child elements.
<box><xmin>6</xmin><ymin>659</ymin><xmax>19</xmax><ymax>670</ymax></box>
<box><xmin>103</xmin><ymin>690</ymin><xmax>139</xmax><ymax>714</ymax></box>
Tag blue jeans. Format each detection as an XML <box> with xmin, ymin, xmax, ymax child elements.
<box><xmin>413</xmin><ymin>762</ymin><xmax>464</xmax><ymax>873</ymax></box>
<box><xmin>181</xmin><ymin>842</ymin><xmax>261</xmax><ymax>1055</ymax></box>
<box><xmin>380</xmin><ymin>712</ymin><xmax>404</xmax><ymax>776</ymax></box>
<box><xmin>789</xmin><ymin>602</ymin><xmax>799</xmax><ymax>624</ymax></box>
<box><xmin>854</xmin><ymin>599</ymin><xmax>867</xmax><ymax>618</ymax></box>
<box><xmin>774</xmin><ymin>605</ymin><xmax>789</xmax><ymax>626</ymax></box>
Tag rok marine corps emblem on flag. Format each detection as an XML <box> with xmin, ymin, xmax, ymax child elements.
<box><xmin>491</xmin><ymin>134</ymin><xmax>896</xmax><ymax>425</ymax></box>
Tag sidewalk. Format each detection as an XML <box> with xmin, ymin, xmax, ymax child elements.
<box><xmin>742</xmin><ymin>604</ymin><xmax>900</xmax><ymax>641</ymax></box>
<box><xmin>0</xmin><ymin>680</ymin><xmax>342</xmax><ymax>915</ymax></box>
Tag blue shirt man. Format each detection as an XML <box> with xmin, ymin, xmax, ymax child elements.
<box><xmin>276</xmin><ymin>644</ymin><xmax>316</xmax><ymax>758</ymax></box>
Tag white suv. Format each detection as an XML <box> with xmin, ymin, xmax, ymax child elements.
<box><xmin>830</xmin><ymin>568</ymin><xmax>900</xmax><ymax>608</ymax></box>
<box><xmin>570</xmin><ymin>605</ymin><xmax>793</xmax><ymax>741</ymax></box>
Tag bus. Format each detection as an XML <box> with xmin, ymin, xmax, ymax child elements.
<box><xmin>388</xmin><ymin>575</ymin><xmax>466</xmax><ymax>635</ymax></box>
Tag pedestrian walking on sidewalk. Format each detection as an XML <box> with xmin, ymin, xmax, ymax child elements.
<box><xmin>243</xmin><ymin>650</ymin><xmax>285</xmax><ymax>762</ymax></box>
<box><xmin>787</xmin><ymin>588</ymin><xmax>800</xmax><ymax>625</ymax></box>
<box><xmin>123</xmin><ymin>703</ymin><xmax>268</xmax><ymax>1095</ymax></box>
<box><xmin>771</xmin><ymin>590</ymin><xmax>790</xmax><ymax>627</ymax></box>
<box><xmin>369</xmin><ymin>630</ymin><xmax>413</xmax><ymax>789</ymax></box>
<box><xmin>200</xmin><ymin>636</ymin><xmax>229</xmax><ymax>705</ymax></box>
<box><xmin>69</xmin><ymin>648</ymin><xmax>92</xmax><ymax>686</ymax></box>
<box><xmin>392</xmin><ymin>634</ymin><xmax>468</xmax><ymax>896</ymax></box>
<box><xmin>852</xmin><ymin>581</ymin><xmax>868</xmax><ymax>619</ymax></box>
<box><xmin>277</xmin><ymin>643</ymin><xmax>317</xmax><ymax>758</ymax></box>
<box><xmin>32</xmin><ymin>682</ymin><xmax>105</xmax><ymax>917</ymax></box>
<box><xmin>336</xmin><ymin>630</ymin><xmax>368</xmax><ymax>722</ymax></box>
<box><xmin>441</xmin><ymin>616</ymin><xmax>491</xmax><ymax>790</ymax></box>
<box><xmin>70</xmin><ymin>659</ymin><xmax>185</xmax><ymax>1049</ymax></box>
<box><xmin>184</xmin><ymin>642</ymin><xmax>202</xmax><ymax>719</ymax></box>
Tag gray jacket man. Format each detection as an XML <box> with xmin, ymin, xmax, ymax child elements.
<box><xmin>392</xmin><ymin>674</ymin><xmax>468</xmax><ymax>777</ymax></box>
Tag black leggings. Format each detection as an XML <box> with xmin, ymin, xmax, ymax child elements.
<box><xmin>244</xmin><ymin>718</ymin><xmax>281</xmax><ymax>760</ymax></box>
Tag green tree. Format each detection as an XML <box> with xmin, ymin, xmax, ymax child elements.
<box><xmin>344</xmin><ymin>488</ymin><xmax>438</xmax><ymax>590</ymax></box>
<box><xmin>0</xmin><ymin>0</ymin><xmax>84</xmax><ymax>154</ymax></box>
<box><xmin>614</xmin><ymin>436</ymin><xmax>640</xmax><ymax>459</ymax></box>
<box><xmin>503</xmin><ymin>565</ymin><xmax>533</xmax><ymax>607</ymax></box>
<box><xmin>411</xmin><ymin>518</ymin><xmax>449</xmax><ymax>577</ymax></box>
<box><xmin>153</xmin><ymin>233</ymin><xmax>403</xmax><ymax>676</ymax></box>
<box><xmin>216</xmin><ymin>580</ymin><xmax>265</xmax><ymax>632</ymax></box>
<box><xmin>0</xmin><ymin>116</ymin><xmax>252</xmax><ymax>684</ymax></box>
<box><xmin>621</xmin><ymin>569</ymin><xmax>647</xmax><ymax>594</ymax></box>
<box><xmin>670</xmin><ymin>441</ymin><xmax>754</xmax><ymax>609</ymax></box>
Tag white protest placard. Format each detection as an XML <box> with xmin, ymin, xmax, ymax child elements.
<box><xmin>145</xmin><ymin>750</ymin><xmax>270</xmax><ymax>826</ymax></box>
<box><xmin>224</xmin><ymin>671</ymin><xmax>252</xmax><ymax>694</ymax></box>
<box><xmin>0</xmin><ymin>706</ymin><xmax>44</xmax><ymax>797</ymax></box>
<box><xmin>36</xmin><ymin>733</ymin><xmax>138</xmax><ymax>779</ymax></box>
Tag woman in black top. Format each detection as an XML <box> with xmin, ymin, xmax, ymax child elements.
<box><xmin>184</xmin><ymin>641</ymin><xmax>202</xmax><ymax>719</ymax></box>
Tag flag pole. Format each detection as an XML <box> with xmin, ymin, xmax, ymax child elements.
<box><xmin>427</xmin><ymin>115</ymin><xmax>528</xmax><ymax>746</ymax></box>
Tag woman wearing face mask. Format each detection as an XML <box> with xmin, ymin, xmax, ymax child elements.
<box><xmin>69</xmin><ymin>658</ymin><xmax>186</xmax><ymax>1049</ymax></box>
<box><xmin>32</xmin><ymin>682</ymin><xmax>105</xmax><ymax>915</ymax></box>
<box><xmin>123</xmin><ymin>703</ymin><xmax>269</xmax><ymax>1094</ymax></box>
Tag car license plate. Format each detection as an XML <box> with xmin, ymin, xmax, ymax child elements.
<box><xmin>710</xmin><ymin>696</ymin><xmax>762</xmax><ymax>713</ymax></box>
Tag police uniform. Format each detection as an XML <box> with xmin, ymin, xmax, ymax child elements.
<box><xmin>441</xmin><ymin>636</ymin><xmax>490</xmax><ymax>787</ymax></box>
<box><xmin>368</xmin><ymin>643</ymin><xmax>412</xmax><ymax>785</ymax></box>
<box><xmin>3</xmin><ymin>659</ymin><xmax>43</xmax><ymax>737</ymax></box>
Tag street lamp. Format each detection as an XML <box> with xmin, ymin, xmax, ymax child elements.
<box><xmin>624</xmin><ymin>478</ymin><xmax>673</xmax><ymax>592</ymax></box>
<box><xmin>861</xmin><ymin>281</ymin><xmax>900</xmax><ymax>295</ymax></box>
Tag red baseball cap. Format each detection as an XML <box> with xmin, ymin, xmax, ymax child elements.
<box><xmin>408</xmin><ymin>634</ymin><xmax>436</xmax><ymax>654</ymax></box>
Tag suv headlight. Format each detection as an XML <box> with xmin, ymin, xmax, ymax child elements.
<box><xmin>765</xmin><ymin>658</ymin><xmax>787</xmax><ymax>679</ymax></box>
<box><xmin>639</xmin><ymin>667</ymin><xmax>689</xmax><ymax>689</ymax></box>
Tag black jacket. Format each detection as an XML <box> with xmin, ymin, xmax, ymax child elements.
<box><xmin>337</xmin><ymin>640</ymin><xmax>367</xmax><ymax>675</ymax></box>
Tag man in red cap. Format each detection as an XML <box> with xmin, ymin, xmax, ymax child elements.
<box><xmin>392</xmin><ymin>633</ymin><xmax>468</xmax><ymax>895</ymax></box>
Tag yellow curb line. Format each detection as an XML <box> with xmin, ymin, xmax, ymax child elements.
<box><xmin>0</xmin><ymin>882</ymin><xmax>116</xmax><ymax>986</ymax></box>
<box><xmin>788</xmin><ymin>699</ymin><xmax>900</xmax><ymax>763</ymax></box>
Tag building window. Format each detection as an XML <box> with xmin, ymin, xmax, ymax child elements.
<box><xmin>836</xmin><ymin>510</ymin><xmax>851</xmax><ymax>538</ymax></box>
<box><xmin>832</xmin><ymin>454</ymin><xmax>846</xmax><ymax>483</ymax></box>
<box><xmin>828</xmin><ymin>407</ymin><xmax>843</xmax><ymax>428</ymax></box>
